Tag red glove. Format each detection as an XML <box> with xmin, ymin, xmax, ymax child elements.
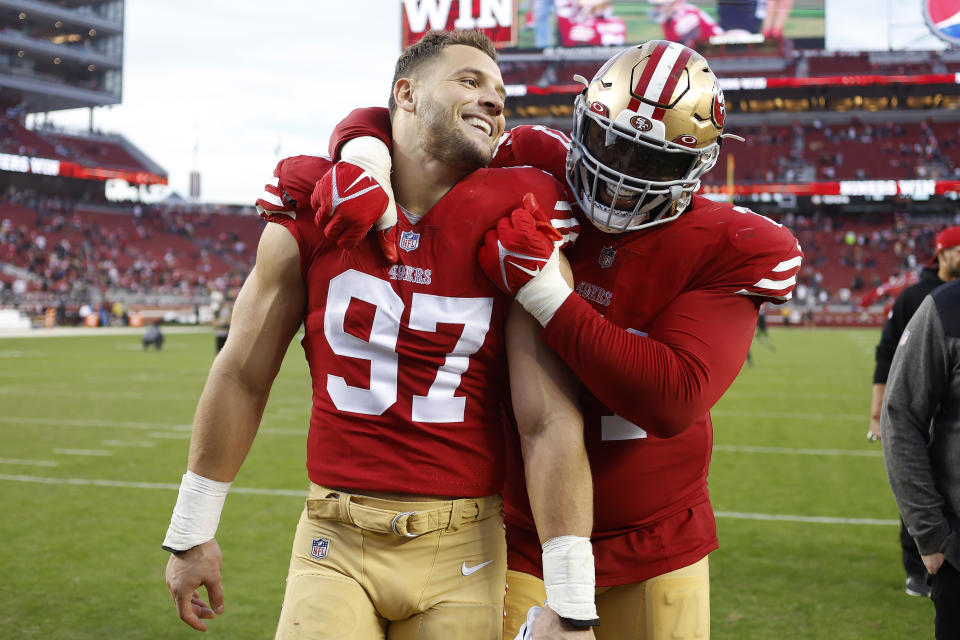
<box><xmin>311</xmin><ymin>161</ymin><xmax>398</xmax><ymax>263</ymax></box>
<box><xmin>479</xmin><ymin>193</ymin><xmax>563</xmax><ymax>296</ymax></box>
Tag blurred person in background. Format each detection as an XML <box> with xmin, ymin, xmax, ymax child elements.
<box><xmin>212</xmin><ymin>292</ymin><xmax>232</xmax><ymax>354</ymax></box>
<box><xmin>761</xmin><ymin>0</ymin><xmax>794</xmax><ymax>40</ymax></box>
<box><xmin>882</xmin><ymin>277</ymin><xmax>960</xmax><ymax>638</ymax></box>
<box><xmin>870</xmin><ymin>226</ymin><xmax>960</xmax><ymax>597</ymax></box>
<box><xmin>142</xmin><ymin>321</ymin><xmax>164</xmax><ymax>351</ymax></box>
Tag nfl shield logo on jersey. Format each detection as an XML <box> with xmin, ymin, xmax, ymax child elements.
<box><xmin>598</xmin><ymin>246</ymin><xmax>617</xmax><ymax>268</ymax></box>
<box><xmin>310</xmin><ymin>537</ymin><xmax>330</xmax><ymax>560</ymax></box>
<box><xmin>399</xmin><ymin>230</ymin><xmax>420</xmax><ymax>252</ymax></box>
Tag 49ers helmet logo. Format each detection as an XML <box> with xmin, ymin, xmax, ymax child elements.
<box><xmin>712</xmin><ymin>88</ymin><xmax>726</xmax><ymax>129</ymax></box>
<box><xmin>629</xmin><ymin>115</ymin><xmax>653</xmax><ymax>132</ymax></box>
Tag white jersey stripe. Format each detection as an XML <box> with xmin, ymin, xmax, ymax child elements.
<box><xmin>554</xmin><ymin>200</ymin><xmax>573</xmax><ymax>211</ymax></box>
<box><xmin>259</xmin><ymin>190</ymin><xmax>283</xmax><ymax>208</ymax></box>
<box><xmin>736</xmin><ymin>288</ymin><xmax>793</xmax><ymax>301</ymax></box>
<box><xmin>532</xmin><ymin>125</ymin><xmax>572</xmax><ymax>149</ymax></box>
<box><xmin>551</xmin><ymin>217</ymin><xmax>580</xmax><ymax>229</ymax></box>
<box><xmin>771</xmin><ymin>256</ymin><xmax>803</xmax><ymax>272</ymax></box>
<box><xmin>754</xmin><ymin>275</ymin><xmax>797</xmax><ymax>289</ymax></box>
<box><xmin>255</xmin><ymin>203</ymin><xmax>294</xmax><ymax>219</ymax></box>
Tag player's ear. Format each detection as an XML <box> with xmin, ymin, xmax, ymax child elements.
<box><xmin>393</xmin><ymin>78</ymin><xmax>416</xmax><ymax>114</ymax></box>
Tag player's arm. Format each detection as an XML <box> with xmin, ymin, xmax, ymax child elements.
<box><xmin>163</xmin><ymin>222</ymin><xmax>305</xmax><ymax>632</ymax></box>
<box><xmin>870</xmin><ymin>297</ymin><xmax>909</xmax><ymax>440</ymax></box>
<box><xmin>506</xmin><ymin>259</ymin><xmax>597</xmax><ymax>637</ymax></box>
<box><xmin>540</xmin><ymin>289</ymin><xmax>758</xmax><ymax>436</ymax></box>
<box><xmin>481</xmin><ymin>210</ymin><xmax>758</xmax><ymax>438</ymax></box>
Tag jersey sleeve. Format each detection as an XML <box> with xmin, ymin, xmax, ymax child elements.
<box><xmin>718</xmin><ymin>207</ymin><xmax>804</xmax><ymax>304</ymax></box>
<box><xmin>492</xmin><ymin>125</ymin><xmax>571</xmax><ymax>188</ymax></box>
<box><xmin>541</xmin><ymin>286</ymin><xmax>758</xmax><ymax>437</ymax></box>
<box><xmin>511</xmin><ymin>168</ymin><xmax>580</xmax><ymax>249</ymax></box>
<box><xmin>328</xmin><ymin>107</ymin><xmax>393</xmax><ymax>159</ymax></box>
<box><xmin>255</xmin><ymin>154</ymin><xmax>332</xmax><ymax>224</ymax></box>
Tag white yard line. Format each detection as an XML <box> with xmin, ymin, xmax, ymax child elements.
<box><xmin>0</xmin><ymin>415</ymin><xmax>299</xmax><ymax>435</ymax></box>
<box><xmin>711</xmin><ymin>409</ymin><xmax>864</xmax><ymax>422</ymax></box>
<box><xmin>715</xmin><ymin>511</ymin><xmax>898</xmax><ymax>526</ymax></box>
<box><xmin>52</xmin><ymin>449</ymin><xmax>112</xmax><ymax>456</ymax></box>
<box><xmin>0</xmin><ymin>416</ymin><xmax>191</xmax><ymax>431</ymax></box>
<box><xmin>713</xmin><ymin>444</ymin><xmax>882</xmax><ymax>457</ymax></box>
<box><xmin>0</xmin><ymin>474</ymin><xmax>305</xmax><ymax>496</ymax></box>
<box><xmin>0</xmin><ymin>387</ymin><xmax>200</xmax><ymax>401</ymax></box>
<box><xmin>0</xmin><ymin>474</ymin><xmax>898</xmax><ymax>525</ymax></box>
<box><xmin>102</xmin><ymin>440</ymin><xmax>156</xmax><ymax>448</ymax></box>
<box><xmin>0</xmin><ymin>458</ymin><xmax>58</xmax><ymax>467</ymax></box>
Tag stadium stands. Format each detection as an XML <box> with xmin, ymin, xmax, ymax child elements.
<box><xmin>702</xmin><ymin>118</ymin><xmax>959</xmax><ymax>184</ymax></box>
<box><xmin>0</xmin><ymin>114</ymin><xmax>162</xmax><ymax>176</ymax></box>
<box><xmin>0</xmin><ymin>196</ymin><xmax>262</xmax><ymax>307</ymax></box>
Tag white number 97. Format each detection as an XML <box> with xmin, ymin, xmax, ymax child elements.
<box><xmin>323</xmin><ymin>270</ymin><xmax>493</xmax><ymax>423</ymax></box>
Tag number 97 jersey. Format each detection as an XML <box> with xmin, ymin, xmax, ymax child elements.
<box><xmin>256</xmin><ymin>155</ymin><xmax>577</xmax><ymax>498</ymax></box>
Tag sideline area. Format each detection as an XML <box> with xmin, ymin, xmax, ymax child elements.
<box><xmin>0</xmin><ymin>326</ymin><xmax>211</xmax><ymax>339</ymax></box>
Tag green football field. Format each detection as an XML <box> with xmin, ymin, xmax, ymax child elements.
<box><xmin>0</xmin><ymin>327</ymin><xmax>929</xmax><ymax>638</ymax></box>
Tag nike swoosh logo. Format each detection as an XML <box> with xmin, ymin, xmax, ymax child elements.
<box><xmin>506</xmin><ymin>259</ymin><xmax>543</xmax><ymax>278</ymax></box>
<box><xmin>461</xmin><ymin>560</ymin><xmax>493</xmax><ymax>576</ymax></box>
<box><xmin>345</xmin><ymin>170</ymin><xmax>374</xmax><ymax>195</ymax></box>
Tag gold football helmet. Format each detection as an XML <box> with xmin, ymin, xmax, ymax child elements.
<box><xmin>567</xmin><ymin>40</ymin><xmax>729</xmax><ymax>233</ymax></box>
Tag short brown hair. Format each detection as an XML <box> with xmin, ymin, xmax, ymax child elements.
<box><xmin>388</xmin><ymin>30</ymin><xmax>498</xmax><ymax>118</ymax></box>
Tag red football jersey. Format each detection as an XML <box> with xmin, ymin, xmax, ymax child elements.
<box><xmin>662</xmin><ymin>2</ymin><xmax>723</xmax><ymax>46</ymax></box>
<box><xmin>325</xmin><ymin>110</ymin><xmax>804</xmax><ymax>583</ymax></box>
<box><xmin>504</xmin><ymin>195</ymin><xmax>802</xmax><ymax>584</ymax></box>
<box><xmin>255</xmin><ymin>155</ymin><xmax>576</xmax><ymax>498</ymax></box>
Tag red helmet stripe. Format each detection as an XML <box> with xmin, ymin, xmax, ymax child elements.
<box><xmin>652</xmin><ymin>46</ymin><xmax>693</xmax><ymax>120</ymax></box>
<box><xmin>627</xmin><ymin>41</ymin><xmax>668</xmax><ymax>113</ymax></box>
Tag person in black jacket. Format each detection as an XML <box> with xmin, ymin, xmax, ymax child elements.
<box><xmin>882</xmin><ymin>278</ymin><xmax>960</xmax><ymax>638</ymax></box>
<box><xmin>870</xmin><ymin>225</ymin><xmax>960</xmax><ymax>597</ymax></box>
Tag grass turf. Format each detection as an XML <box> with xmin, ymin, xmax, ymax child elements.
<box><xmin>0</xmin><ymin>327</ymin><xmax>929</xmax><ymax>638</ymax></box>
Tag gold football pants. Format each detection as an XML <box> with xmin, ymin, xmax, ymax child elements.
<box><xmin>275</xmin><ymin>483</ymin><xmax>507</xmax><ymax>639</ymax></box>
<box><xmin>504</xmin><ymin>556</ymin><xmax>710</xmax><ymax>640</ymax></box>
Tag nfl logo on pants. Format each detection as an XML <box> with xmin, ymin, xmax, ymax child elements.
<box><xmin>310</xmin><ymin>537</ymin><xmax>330</xmax><ymax>560</ymax></box>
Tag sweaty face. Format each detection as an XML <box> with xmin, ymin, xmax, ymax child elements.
<box><xmin>415</xmin><ymin>45</ymin><xmax>506</xmax><ymax>172</ymax></box>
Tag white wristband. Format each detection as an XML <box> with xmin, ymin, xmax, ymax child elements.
<box><xmin>162</xmin><ymin>470</ymin><xmax>231</xmax><ymax>553</ymax></box>
<box><xmin>542</xmin><ymin>535</ymin><xmax>598</xmax><ymax>625</ymax></box>
<box><xmin>340</xmin><ymin>136</ymin><xmax>397</xmax><ymax>231</ymax></box>
<box><xmin>515</xmin><ymin>247</ymin><xmax>572</xmax><ymax>327</ymax></box>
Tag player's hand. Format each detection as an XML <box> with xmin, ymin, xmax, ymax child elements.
<box><xmin>516</xmin><ymin>605</ymin><xmax>596</xmax><ymax>640</ymax></box>
<box><xmin>311</xmin><ymin>161</ymin><xmax>399</xmax><ymax>263</ymax></box>
<box><xmin>165</xmin><ymin>538</ymin><xmax>225</xmax><ymax>631</ymax></box>
<box><xmin>867</xmin><ymin>416</ymin><xmax>881</xmax><ymax>442</ymax></box>
<box><xmin>479</xmin><ymin>193</ymin><xmax>563</xmax><ymax>296</ymax></box>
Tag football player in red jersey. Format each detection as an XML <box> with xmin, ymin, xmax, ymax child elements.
<box><xmin>161</xmin><ymin>30</ymin><xmax>598</xmax><ymax>639</ymax></box>
<box><xmin>321</xmin><ymin>40</ymin><xmax>803</xmax><ymax>640</ymax></box>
